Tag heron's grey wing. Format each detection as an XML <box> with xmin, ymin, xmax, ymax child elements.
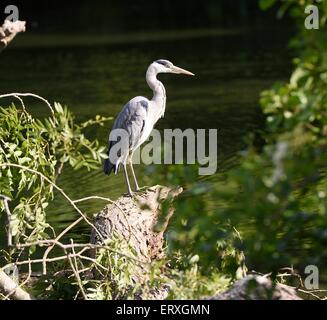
<box><xmin>114</xmin><ymin>97</ymin><xmax>149</xmax><ymax>149</ymax></box>
<box><xmin>104</xmin><ymin>97</ymin><xmax>148</xmax><ymax>175</ymax></box>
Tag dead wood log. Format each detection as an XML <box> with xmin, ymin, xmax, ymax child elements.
<box><xmin>0</xmin><ymin>20</ymin><xmax>26</xmax><ymax>51</ymax></box>
<box><xmin>0</xmin><ymin>270</ymin><xmax>33</xmax><ymax>300</ymax></box>
<box><xmin>207</xmin><ymin>275</ymin><xmax>302</xmax><ymax>300</ymax></box>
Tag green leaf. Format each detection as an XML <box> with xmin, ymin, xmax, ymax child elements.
<box><xmin>259</xmin><ymin>0</ymin><xmax>276</xmax><ymax>11</ymax></box>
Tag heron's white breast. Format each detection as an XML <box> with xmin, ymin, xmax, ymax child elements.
<box><xmin>136</xmin><ymin>100</ymin><xmax>165</xmax><ymax>149</ymax></box>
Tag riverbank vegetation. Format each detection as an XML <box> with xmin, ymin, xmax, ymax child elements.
<box><xmin>0</xmin><ymin>1</ymin><xmax>326</xmax><ymax>299</ymax></box>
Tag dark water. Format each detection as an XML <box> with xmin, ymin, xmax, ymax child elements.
<box><xmin>0</xmin><ymin>28</ymin><xmax>292</xmax><ymax>243</ymax></box>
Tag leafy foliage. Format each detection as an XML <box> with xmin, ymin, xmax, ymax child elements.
<box><xmin>145</xmin><ymin>0</ymin><xmax>327</xmax><ymax>284</ymax></box>
<box><xmin>0</xmin><ymin>102</ymin><xmax>110</xmax><ymax>244</ymax></box>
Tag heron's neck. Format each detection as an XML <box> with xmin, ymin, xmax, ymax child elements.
<box><xmin>146</xmin><ymin>67</ymin><xmax>166</xmax><ymax>114</ymax></box>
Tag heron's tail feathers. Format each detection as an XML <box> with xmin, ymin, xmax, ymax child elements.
<box><xmin>104</xmin><ymin>142</ymin><xmax>121</xmax><ymax>175</ymax></box>
<box><xmin>104</xmin><ymin>154</ymin><xmax>118</xmax><ymax>176</ymax></box>
<box><xmin>104</xmin><ymin>142</ymin><xmax>115</xmax><ymax>175</ymax></box>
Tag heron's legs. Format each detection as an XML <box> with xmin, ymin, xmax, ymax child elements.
<box><xmin>129</xmin><ymin>156</ymin><xmax>140</xmax><ymax>191</ymax></box>
<box><xmin>123</xmin><ymin>162</ymin><xmax>133</xmax><ymax>196</ymax></box>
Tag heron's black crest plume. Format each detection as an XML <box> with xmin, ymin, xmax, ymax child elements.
<box><xmin>155</xmin><ymin>59</ymin><xmax>172</xmax><ymax>67</ymax></box>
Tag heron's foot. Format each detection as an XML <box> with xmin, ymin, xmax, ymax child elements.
<box><xmin>124</xmin><ymin>189</ymin><xmax>134</xmax><ymax>197</ymax></box>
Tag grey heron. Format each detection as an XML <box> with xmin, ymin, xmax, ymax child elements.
<box><xmin>104</xmin><ymin>59</ymin><xmax>194</xmax><ymax>196</ymax></box>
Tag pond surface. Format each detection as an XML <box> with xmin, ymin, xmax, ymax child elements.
<box><xmin>0</xmin><ymin>27</ymin><xmax>292</xmax><ymax>243</ymax></box>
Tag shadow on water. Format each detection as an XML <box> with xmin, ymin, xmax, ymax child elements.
<box><xmin>0</xmin><ymin>27</ymin><xmax>293</xmax><ymax>243</ymax></box>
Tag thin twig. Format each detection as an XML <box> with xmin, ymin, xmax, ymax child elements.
<box><xmin>73</xmin><ymin>196</ymin><xmax>119</xmax><ymax>204</ymax></box>
<box><xmin>0</xmin><ymin>163</ymin><xmax>104</xmax><ymax>274</ymax></box>
<box><xmin>0</xmin><ymin>93</ymin><xmax>54</xmax><ymax>115</ymax></box>
<box><xmin>297</xmin><ymin>288</ymin><xmax>322</xmax><ymax>300</ymax></box>
<box><xmin>42</xmin><ymin>217</ymin><xmax>83</xmax><ymax>275</ymax></box>
<box><xmin>1</xmin><ymin>250</ymin><xmax>103</xmax><ymax>274</ymax></box>
<box><xmin>68</xmin><ymin>239</ymin><xmax>87</xmax><ymax>300</ymax></box>
<box><xmin>13</xmin><ymin>239</ymin><xmax>148</xmax><ymax>266</ymax></box>
<box><xmin>13</xmin><ymin>95</ymin><xmax>26</xmax><ymax>112</ymax></box>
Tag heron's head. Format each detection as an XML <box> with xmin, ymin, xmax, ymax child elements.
<box><xmin>152</xmin><ymin>59</ymin><xmax>194</xmax><ymax>76</ymax></box>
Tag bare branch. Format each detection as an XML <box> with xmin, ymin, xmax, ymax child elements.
<box><xmin>0</xmin><ymin>163</ymin><xmax>103</xmax><ymax>239</ymax></box>
<box><xmin>0</xmin><ymin>93</ymin><xmax>54</xmax><ymax>115</ymax></box>
<box><xmin>13</xmin><ymin>239</ymin><xmax>149</xmax><ymax>266</ymax></box>
<box><xmin>0</xmin><ymin>163</ymin><xmax>105</xmax><ymax>275</ymax></box>
<box><xmin>68</xmin><ymin>239</ymin><xmax>87</xmax><ymax>300</ymax></box>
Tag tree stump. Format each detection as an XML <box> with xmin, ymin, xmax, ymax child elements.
<box><xmin>91</xmin><ymin>185</ymin><xmax>182</xmax><ymax>260</ymax></box>
<box><xmin>90</xmin><ymin>185</ymin><xmax>182</xmax><ymax>298</ymax></box>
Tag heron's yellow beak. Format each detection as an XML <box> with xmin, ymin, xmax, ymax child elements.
<box><xmin>171</xmin><ymin>65</ymin><xmax>195</xmax><ymax>76</ymax></box>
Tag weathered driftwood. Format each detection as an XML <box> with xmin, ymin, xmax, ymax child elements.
<box><xmin>0</xmin><ymin>20</ymin><xmax>26</xmax><ymax>51</ymax></box>
<box><xmin>208</xmin><ymin>275</ymin><xmax>302</xmax><ymax>300</ymax></box>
